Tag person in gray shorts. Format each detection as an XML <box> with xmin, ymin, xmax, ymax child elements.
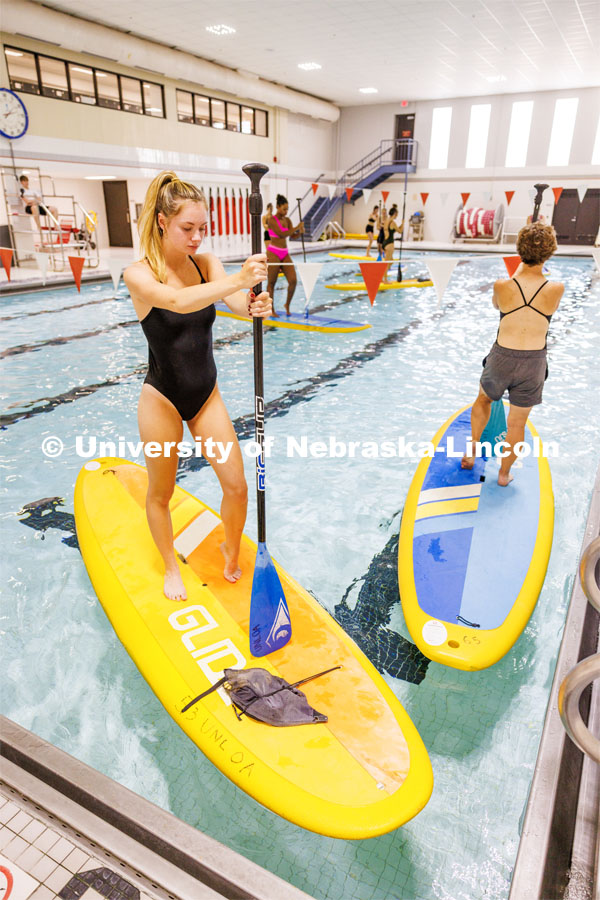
<box><xmin>461</xmin><ymin>222</ymin><xmax>564</xmax><ymax>486</ymax></box>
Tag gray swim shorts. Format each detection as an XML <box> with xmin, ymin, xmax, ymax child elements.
<box><xmin>480</xmin><ymin>342</ymin><xmax>548</xmax><ymax>408</ymax></box>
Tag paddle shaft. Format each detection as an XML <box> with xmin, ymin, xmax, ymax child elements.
<box><xmin>296</xmin><ymin>198</ymin><xmax>306</xmax><ymax>262</ymax></box>
<box><xmin>243</xmin><ymin>163</ymin><xmax>269</xmax><ymax>543</ymax></box>
<box><xmin>397</xmin><ymin>169</ymin><xmax>408</xmax><ymax>282</ymax></box>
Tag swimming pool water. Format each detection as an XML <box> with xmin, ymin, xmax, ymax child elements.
<box><xmin>1</xmin><ymin>251</ymin><xmax>599</xmax><ymax>900</ymax></box>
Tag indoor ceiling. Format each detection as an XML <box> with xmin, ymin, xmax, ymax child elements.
<box><xmin>29</xmin><ymin>0</ymin><xmax>600</xmax><ymax>107</ymax></box>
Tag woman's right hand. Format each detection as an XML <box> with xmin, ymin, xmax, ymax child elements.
<box><xmin>239</xmin><ymin>254</ymin><xmax>268</xmax><ymax>289</ymax></box>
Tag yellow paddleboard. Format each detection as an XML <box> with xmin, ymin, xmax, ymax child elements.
<box><xmin>75</xmin><ymin>458</ymin><xmax>433</xmax><ymax>838</ymax></box>
<box><xmin>326</xmin><ymin>280</ymin><xmax>433</xmax><ymax>291</ymax></box>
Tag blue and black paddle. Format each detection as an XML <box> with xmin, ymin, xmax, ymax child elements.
<box><xmin>243</xmin><ymin>162</ymin><xmax>292</xmax><ymax>657</ymax></box>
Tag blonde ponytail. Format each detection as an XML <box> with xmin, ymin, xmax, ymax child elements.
<box><xmin>138</xmin><ymin>171</ymin><xmax>207</xmax><ymax>282</ymax></box>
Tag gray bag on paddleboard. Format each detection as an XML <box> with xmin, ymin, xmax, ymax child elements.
<box><xmin>181</xmin><ymin>665</ymin><xmax>340</xmax><ymax>726</ymax></box>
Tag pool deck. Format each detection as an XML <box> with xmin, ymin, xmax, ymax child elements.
<box><xmin>0</xmin><ymin>716</ymin><xmax>314</xmax><ymax>900</ymax></box>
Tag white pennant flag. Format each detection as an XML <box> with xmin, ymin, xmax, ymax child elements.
<box><xmin>426</xmin><ymin>257</ymin><xmax>459</xmax><ymax>307</ymax></box>
<box><xmin>362</xmin><ymin>188</ymin><xmax>372</xmax><ymax>206</ymax></box>
<box><xmin>327</xmin><ymin>183</ymin><xmax>337</xmax><ymax>200</ymax></box>
<box><xmin>577</xmin><ymin>184</ymin><xmax>588</xmax><ymax>203</ymax></box>
<box><xmin>592</xmin><ymin>248</ymin><xmax>600</xmax><ymax>274</ymax></box>
<box><xmin>107</xmin><ymin>259</ymin><xmax>124</xmax><ymax>292</ymax></box>
<box><xmin>440</xmin><ymin>192</ymin><xmax>449</xmax><ymax>206</ymax></box>
<box><xmin>296</xmin><ymin>262</ymin><xmax>323</xmax><ymax>306</ymax></box>
<box><xmin>34</xmin><ymin>251</ymin><xmax>49</xmax><ymax>283</ymax></box>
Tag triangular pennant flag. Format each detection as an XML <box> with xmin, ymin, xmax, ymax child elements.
<box><xmin>68</xmin><ymin>255</ymin><xmax>85</xmax><ymax>291</ymax></box>
<box><xmin>34</xmin><ymin>251</ymin><xmax>49</xmax><ymax>283</ymax></box>
<box><xmin>311</xmin><ymin>183</ymin><xmax>319</xmax><ymax>195</ymax></box>
<box><xmin>592</xmin><ymin>249</ymin><xmax>600</xmax><ymax>274</ymax></box>
<box><xmin>359</xmin><ymin>261</ymin><xmax>389</xmax><ymax>305</ymax></box>
<box><xmin>461</xmin><ymin>192</ymin><xmax>470</xmax><ymax>207</ymax></box>
<box><xmin>505</xmin><ymin>190</ymin><xmax>515</xmax><ymax>206</ymax></box>
<box><xmin>440</xmin><ymin>192</ymin><xmax>449</xmax><ymax>206</ymax></box>
<box><xmin>381</xmin><ymin>190</ymin><xmax>390</xmax><ymax>204</ymax></box>
<box><xmin>107</xmin><ymin>259</ymin><xmax>124</xmax><ymax>292</ymax></box>
<box><xmin>503</xmin><ymin>256</ymin><xmax>521</xmax><ymax>277</ymax></box>
<box><xmin>528</xmin><ymin>188</ymin><xmax>537</xmax><ymax>201</ymax></box>
<box><xmin>296</xmin><ymin>262</ymin><xmax>323</xmax><ymax>305</ymax></box>
<box><xmin>577</xmin><ymin>184</ymin><xmax>588</xmax><ymax>203</ymax></box>
<box><xmin>420</xmin><ymin>192</ymin><xmax>429</xmax><ymax>206</ymax></box>
<box><xmin>345</xmin><ymin>187</ymin><xmax>353</xmax><ymax>202</ymax></box>
<box><xmin>552</xmin><ymin>187</ymin><xmax>563</xmax><ymax>205</ymax></box>
<box><xmin>425</xmin><ymin>258</ymin><xmax>459</xmax><ymax>307</ymax></box>
<box><xmin>362</xmin><ymin>188</ymin><xmax>372</xmax><ymax>206</ymax></box>
<box><xmin>0</xmin><ymin>247</ymin><xmax>13</xmax><ymax>281</ymax></box>
<box><xmin>327</xmin><ymin>183</ymin><xmax>336</xmax><ymax>200</ymax></box>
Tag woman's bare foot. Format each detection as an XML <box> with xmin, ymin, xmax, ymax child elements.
<box><xmin>220</xmin><ymin>542</ymin><xmax>242</xmax><ymax>583</ymax></box>
<box><xmin>461</xmin><ymin>455</ymin><xmax>475</xmax><ymax>469</ymax></box>
<box><xmin>498</xmin><ymin>471</ymin><xmax>514</xmax><ymax>487</ymax></box>
<box><xmin>164</xmin><ymin>566</ymin><xmax>187</xmax><ymax>601</ymax></box>
<box><xmin>284</xmin><ymin>302</ymin><xmax>291</xmax><ymax>316</ymax></box>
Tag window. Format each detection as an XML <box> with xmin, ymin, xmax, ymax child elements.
<box><xmin>5</xmin><ymin>47</ymin><xmax>39</xmax><ymax>94</ymax></box>
<box><xmin>465</xmin><ymin>104</ymin><xmax>491</xmax><ymax>168</ymax></box>
<box><xmin>593</xmin><ymin>114</ymin><xmax>600</xmax><ymax>166</ymax></box>
<box><xmin>194</xmin><ymin>94</ymin><xmax>210</xmax><ymax>126</ymax></box>
<box><xmin>255</xmin><ymin>108</ymin><xmax>268</xmax><ymax>137</ymax></box>
<box><xmin>95</xmin><ymin>70</ymin><xmax>120</xmax><ymax>109</ymax></box>
<box><xmin>211</xmin><ymin>98</ymin><xmax>226</xmax><ymax>129</ymax></box>
<box><xmin>176</xmin><ymin>90</ymin><xmax>194</xmax><ymax>123</ymax></box>
<box><xmin>241</xmin><ymin>107</ymin><xmax>254</xmax><ymax>134</ymax></box>
<box><xmin>39</xmin><ymin>55</ymin><xmax>68</xmax><ymax>100</ymax></box>
<box><xmin>142</xmin><ymin>82</ymin><xmax>164</xmax><ymax>117</ymax></box>
<box><xmin>428</xmin><ymin>106</ymin><xmax>452</xmax><ymax>169</ymax></box>
<box><xmin>69</xmin><ymin>64</ymin><xmax>96</xmax><ymax>105</ymax></box>
<box><xmin>227</xmin><ymin>102</ymin><xmax>240</xmax><ymax>132</ymax></box>
<box><xmin>505</xmin><ymin>100</ymin><xmax>533</xmax><ymax>167</ymax></box>
<box><xmin>120</xmin><ymin>76</ymin><xmax>142</xmax><ymax>114</ymax></box>
<box><xmin>547</xmin><ymin>98</ymin><xmax>579</xmax><ymax>166</ymax></box>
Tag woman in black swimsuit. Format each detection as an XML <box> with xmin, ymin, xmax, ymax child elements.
<box><xmin>124</xmin><ymin>172</ymin><xmax>272</xmax><ymax>601</ymax></box>
<box><xmin>365</xmin><ymin>205</ymin><xmax>379</xmax><ymax>257</ymax></box>
<box><xmin>461</xmin><ymin>222</ymin><xmax>563</xmax><ymax>486</ymax></box>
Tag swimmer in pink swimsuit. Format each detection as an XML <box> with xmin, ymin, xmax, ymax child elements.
<box><xmin>266</xmin><ymin>193</ymin><xmax>304</xmax><ymax>315</ymax></box>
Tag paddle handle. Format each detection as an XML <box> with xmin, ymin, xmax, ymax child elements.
<box><xmin>243</xmin><ymin>163</ymin><xmax>269</xmax><ymax>543</ymax></box>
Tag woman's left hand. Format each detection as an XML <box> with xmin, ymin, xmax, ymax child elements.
<box><xmin>247</xmin><ymin>290</ymin><xmax>273</xmax><ymax>318</ymax></box>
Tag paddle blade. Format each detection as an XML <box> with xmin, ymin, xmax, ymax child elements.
<box><xmin>480</xmin><ymin>399</ymin><xmax>507</xmax><ymax>453</ymax></box>
<box><xmin>249</xmin><ymin>542</ymin><xmax>292</xmax><ymax>657</ymax></box>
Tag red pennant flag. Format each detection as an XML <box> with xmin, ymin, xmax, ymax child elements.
<box><xmin>505</xmin><ymin>190</ymin><xmax>515</xmax><ymax>206</ymax></box>
<box><xmin>0</xmin><ymin>247</ymin><xmax>13</xmax><ymax>281</ymax></box>
<box><xmin>381</xmin><ymin>191</ymin><xmax>390</xmax><ymax>204</ymax></box>
<box><xmin>503</xmin><ymin>256</ymin><xmax>521</xmax><ymax>277</ymax></box>
<box><xmin>345</xmin><ymin>187</ymin><xmax>353</xmax><ymax>202</ymax></box>
<box><xmin>552</xmin><ymin>187</ymin><xmax>563</xmax><ymax>205</ymax></box>
<box><xmin>461</xmin><ymin>192</ymin><xmax>470</xmax><ymax>207</ymax></box>
<box><xmin>359</xmin><ymin>262</ymin><xmax>389</xmax><ymax>306</ymax></box>
<box><xmin>68</xmin><ymin>255</ymin><xmax>85</xmax><ymax>291</ymax></box>
<box><xmin>420</xmin><ymin>192</ymin><xmax>429</xmax><ymax>205</ymax></box>
<box><xmin>311</xmin><ymin>183</ymin><xmax>319</xmax><ymax>195</ymax></box>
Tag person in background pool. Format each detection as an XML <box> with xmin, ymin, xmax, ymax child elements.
<box><xmin>265</xmin><ymin>193</ymin><xmax>304</xmax><ymax>316</ymax></box>
<box><xmin>381</xmin><ymin>205</ymin><xmax>400</xmax><ymax>282</ymax></box>
<box><xmin>262</xmin><ymin>202</ymin><xmax>273</xmax><ymax>248</ymax></box>
<box><xmin>365</xmin><ymin>205</ymin><xmax>379</xmax><ymax>257</ymax></box>
<box><xmin>19</xmin><ymin>174</ymin><xmax>59</xmax><ymax>236</ymax></box>
<box><xmin>461</xmin><ymin>222</ymin><xmax>564</xmax><ymax>486</ymax></box>
<box><xmin>376</xmin><ymin>205</ymin><xmax>387</xmax><ymax>260</ymax></box>
<box><xmin>123</xmin><ymin>171</ymin><xmax>272</xmax><ymax>601</ymax></box>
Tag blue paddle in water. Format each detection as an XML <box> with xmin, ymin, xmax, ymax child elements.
<box><xmin>243</xmin><ymin>163</ymin><xmax>292</xmax><ymax>657</ymax></box>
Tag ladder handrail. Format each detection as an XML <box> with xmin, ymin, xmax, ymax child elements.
<box><xmin>580</xmin><ymin>536</ymin><xmax>600</xmax><ymax>614</ymax></box>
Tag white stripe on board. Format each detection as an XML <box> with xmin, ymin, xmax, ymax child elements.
<box><xmin>418</xmin><ymin>484</ymin><xmax>482</xmax><ymax>505</ymax></box>
<box><xmin>174</xmin><ymin>510</ymin><xmax>221</xmax><ymax>558</ymax></box>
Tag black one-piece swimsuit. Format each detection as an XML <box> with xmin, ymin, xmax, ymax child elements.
<box><xmin>140</xmin><ymin>256</ymin><xmax>217</xmax><ymax>421</ymax></box>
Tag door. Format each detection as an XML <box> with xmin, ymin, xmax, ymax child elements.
<box><xmin>394</xmin><ymin>114</ymin><xmax>415</xmax><ymax>163</ymax></box>
<box><xmin>552</xmin><ymin>189</ymin><xmax>600</xmax><ymax>245</ymax></box>
<box><xmin>103</xmin><ymin>180</ymin><xmax>133</xmax><ymax>247</ymax></box>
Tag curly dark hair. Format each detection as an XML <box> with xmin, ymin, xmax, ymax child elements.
<box><xmin>276</xmin><ymin>194</ymin><xmax>288</xmax><ymax>207</ymax></box>
<box><xmin>516</xmin><ymin>222</ymin><xmax>557</xmax><ymax>266</ymax></box>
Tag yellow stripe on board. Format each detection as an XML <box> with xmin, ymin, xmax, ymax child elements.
<box><xmin>414</xmin><ymin>497</ymin><xmax>480</xmax><ymax>521</ymax></box>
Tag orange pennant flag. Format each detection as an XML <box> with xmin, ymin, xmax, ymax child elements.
<box><xmin>381</xmin><ymin>191</ymin><xmax>390</xmax><ymax>204</ymax></box>
<box><xmin>311</xmin><ymin>183</ymin><xmax>319</xmax><ymax>195</ymax></box>
<box><xmin>503</xmin><ymin>256</ymin><xmax>521</xmax><ymax>277</ymax></box>
<box><xmin>420</xmin><ymin>192</ymin><xmax>429</xmax><ymax>205</ymax></box>
<box><xmin>461</xmin><ymin>192</ymin><xmax>470</xmax><ymax>207</ymax></box>
<box><xmin>345</xmin><ymin>187</ymin><xmax>353</xmax><ymax>202</ymax></box>
<box><xmin>0</xmin><ymin>247</ymin><xmax>13</xmax><ymax>281</ymax></box>
<box><xmin>359</xmin><ymin>262</ymin><xmax>389</xmax><ymax>305</ymax></box>
<box><xmin>505</xmin><ymin>190</ymin><xmax>515</xmax><ymax>206</ymax></box>
<box><xmin>552</xmin><ymin>187</ymin><xmax>563</xmax><ymax>205</ymax></box>
<box><xmin>68</xmin><ymin>255</ymin><xmax>85</xmax><ymax>291</ymax></box>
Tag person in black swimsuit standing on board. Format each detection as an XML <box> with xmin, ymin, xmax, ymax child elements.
<box><xmin>365</xmin><ymin>205</ymin><xmax>379</xmax><ymax>257</ymax></box>
<box><xmin>461</xmin><ymin>222</ymin><xmax>563</xmax><ymax>485</ymax></box>
<box><xmin>124</xmin><ymin>172</ymin><xmax>272</xmax><ymax>601</ymax></box>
